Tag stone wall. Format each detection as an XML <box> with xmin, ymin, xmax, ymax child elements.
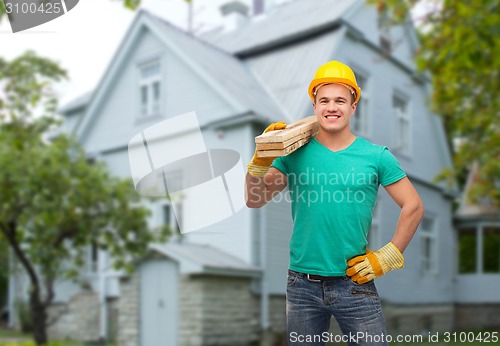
<box><xmin>383</xmin><ymin>303</ymin><xmax>454</xmax><ymax>335</ymax></box>
<box><xmin>455</xmin><ymin>303</ymin><xmax>500</xmax><ymax>330</ymax></box>
<box><xmin>268</xmin><ymin>295</ymin><xmax>286</xmax><ymax>334</ymax></box>
<box><xmin>179</xmin><ymin>275</ymin><xmax>260</xmax><ymax>346</ymax></box>
<box><xmin>117</xmin><ymin>272</ymin><xmax>140</xmax><ymax>346</ymax></box>
<box><xmin>47</xmin><ymin>290</ymin><xmax>100</xmax><ymax>342</ymax></box>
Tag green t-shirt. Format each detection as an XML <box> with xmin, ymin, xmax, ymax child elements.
<box><xmin>271</xmin><ymin>136</ymin><xmax>406</xmax><ymax>276</ymax></box>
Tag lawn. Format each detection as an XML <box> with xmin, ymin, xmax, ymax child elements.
<box><xmin>0</xmin><ymin>328</ymin><xmax>116</xmax><ymax>346</ymax></box>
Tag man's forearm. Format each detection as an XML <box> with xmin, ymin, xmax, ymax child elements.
<box><xmin>391</xmin><ymin>201</ymin><xmax>425</xmax><ymax>253</ymax></box>
<box><xmin>245</xmin><ymin>173</ymin><xmax>271</xmax><ymax>208</ymax></box>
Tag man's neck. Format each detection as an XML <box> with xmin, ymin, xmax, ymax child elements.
<box><xmin>315</xmin><ymin>129</ymin><xmax>357</xmax><ymax>152</ymax></box>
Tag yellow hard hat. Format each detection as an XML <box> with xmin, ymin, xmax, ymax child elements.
<box><xmin>308</xmin><ymin>61</ymin><xmax>361</xmax><ymax>103</ymax></box>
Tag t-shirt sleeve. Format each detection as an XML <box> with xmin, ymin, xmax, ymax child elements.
<box><xmin>378</xmin><ymin>147</ymin><xmax>407</xmax><ymax>186</ymax></box>
<box><xmin>271</xmin><ymin>156</ymin><xmax>289</xmax><ymax>175</ymax></box>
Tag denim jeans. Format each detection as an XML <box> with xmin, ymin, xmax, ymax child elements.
<box><xmin>286</xmin><ymin>270</ymin><xmax>388</xmax><ymax>346</ymax></box>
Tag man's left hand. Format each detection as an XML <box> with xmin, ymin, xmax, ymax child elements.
<box><xmin>346</xmin><ymin>242</ymin><xmax>404</xmax><ymax>284</ymax></box>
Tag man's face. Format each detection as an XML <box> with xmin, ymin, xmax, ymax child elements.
<box><xmin>313</xmin><ymin>83</ymin><xmax>357</xmax><ymax>134</ymax></box>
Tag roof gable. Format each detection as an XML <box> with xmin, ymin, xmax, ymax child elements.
<box><xmin>71</xmin><ymin>10</ymin><xmax>283</xmax><ymax>141</ymax></box>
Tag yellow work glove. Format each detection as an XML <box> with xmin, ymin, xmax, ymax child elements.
<box><xmin>346</xmin><ymin>242</ymin><xmax>404</xmax><ymax>284</ymax></box>
<box><xmin>247</xmin><ymin>121</ymin><xmax>287</xmax><ymax>177</ymax></box>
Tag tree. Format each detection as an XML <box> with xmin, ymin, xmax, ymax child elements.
<box><xmin>370</xmin><ymin>0</ymin><xmax>500</xmax><ymax>205</ymax></box>
<box><xmin>0</xmin><ymin>51</ymin><xmax>170</xmax><ymax>345</ymax></box>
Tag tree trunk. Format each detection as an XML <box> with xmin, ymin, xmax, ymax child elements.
<box><xmin>30</xmin><ymin>288</ymin><xmax>48</xmax><ymax>345</ymax></box>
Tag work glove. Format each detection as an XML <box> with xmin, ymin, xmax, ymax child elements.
<box><xmin>247</xmin><ymin>121</ymin><xmax>287</xmax><ymax>177</ymax></box>
<box><xmin>346</xmin><ymin>242</ymin><xmax>404</xmax><ymax>284</ymax></box>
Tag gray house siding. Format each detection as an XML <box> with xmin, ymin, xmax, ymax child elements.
<box><xmin>376</xmin><ymin>185</ymin><xmax>455</xmax><ymax>304</ymax></box>
<box><xmin>264</xmin><ymin>191</ymin><xmax>294</xmax><ymax>294</ymax></box>
<box><xmin>82</xmin><ymin>28</ymin><xmax>235</xmax><ymax>154</ymax></box>
<box><xmin>184</xmin><ymin>122</ymin><xmax>255</xmax><ymax>263</ymax></box>
<box><xmin>346</xmin><ymin>1</ymin><xmax>418</xmax><ymax>70</ymax></box>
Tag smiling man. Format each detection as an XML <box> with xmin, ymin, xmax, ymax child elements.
<box><xmin>245</xmin><ymin>61</ymin><xmax>424</xmax><ymax>346</ymax></box>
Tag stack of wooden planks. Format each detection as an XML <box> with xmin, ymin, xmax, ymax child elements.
<box><xmin>256</xmin><ymin>116</ymin><xmax>319</xmax><ymax>157</ymax></box>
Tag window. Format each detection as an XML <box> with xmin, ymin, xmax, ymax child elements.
<box><xmin>351</xmin><ymin>72</ymin><xmax>370</xmax><ymax>136</ymax></box>
<box><xmin>483</xmin><ymin>226</ymin><xmax>500</xmax><ymax>273</ymax></box>
<box><xmin>86</xmin><ymin>242</ymin><xmax>99</xmax><ymax>273</ymax></box>
<box><xmin>458</xmin><ymin>226</ymin><xmax>500</xmax><ymax>274</ymax></box>
<box><xmin>393</xmin><ymin>94</ymin><xmax>411</xmax><ymax>154</ymax></box>
<box><xmin>420</xmin><ymin>216</ymin><xmax>437</xmax><ymax>274</ymax></box>
<box><xmin>138</xmin><ymin>61</ymin><xmax>161</xmax><ymax>118</ymax></box>
<box><xmin>377</xmin><ymin>8</ymin><xmax>392</xmax><ymax>53</ymax></box>
<box><xmin>368</xmin><ymin>201</ymin><xmax>381</xmax><ymax>248</ymax></box>
<box><xmin>458</xmin><ymin>228</ymin><xmax>477</xmax><ymax>273</ymax></box>
<box><xmin>163</xmin><ymin>204</ymin><xmax>179</xmax><ymax>233</ymax></box>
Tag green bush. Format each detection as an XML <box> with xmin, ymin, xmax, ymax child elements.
<box><xmin>0</xmin><ymin>342</ymin><xmax>64</xmax><ymax>346</ymax></box>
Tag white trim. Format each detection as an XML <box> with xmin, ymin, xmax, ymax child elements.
<box><xmin>349</xmin><ymin>65</ymin><xmax>371</xmax><ymax>138</ymax></box>
<box><xmin>392</xmin><ymin>91</ymin><xmax>412</xmax><ymax>157</ymax></box>
<box><xmin>420</xmin><ymin>214</ymin><xmax>438</xmax><ymax>275</ymax></box>
<box><xmin>137</xmin><ymin>59</ymin><xmax>162</xmax><ymax>119</ymax></box>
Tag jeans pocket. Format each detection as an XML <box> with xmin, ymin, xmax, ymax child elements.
<box><xmin>287</xmin><ymin>270</ymin><xmax>299</xmax><ymax>287</ymax></box>
<box><xmin>348</xmin><ymin>278</ymin><xmax>379</xmax><ymax>297</ymax></box>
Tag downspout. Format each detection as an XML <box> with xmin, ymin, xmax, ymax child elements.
<box><xmin>259</xmin><ymin>207</ymin><xmax>269</xmax><ymax>329</ymax></box>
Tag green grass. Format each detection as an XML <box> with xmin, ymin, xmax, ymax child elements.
<box><xmin>0</xmin><ymin>328</ymin><xmax>116</xmax><ymax>346</ymax></box>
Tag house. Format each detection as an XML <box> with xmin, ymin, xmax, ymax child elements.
<box><xmin>8</xmin><ymin>0</ymin><xmax>498</xmax><ymax>345</ymax></box>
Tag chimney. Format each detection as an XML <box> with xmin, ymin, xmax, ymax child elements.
<box><xmin>253</xmin><ymin>0</ymin><xmax>278</xmax><ymax>16</ymax></box>
<box><xmin>220</xmin><ymin>1</ymin><xmax>250</xmax><ymax>32</ymax></box>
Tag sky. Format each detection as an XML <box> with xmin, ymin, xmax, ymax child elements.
<box><xmin>0</xmin><ymin>0</ymin><xmax>260</xmax><ymax>106</ymax></box>
<box><xmin>1</xmin><ymin>0</ymin><xmax>427</xmax><ymax>108</ymax></box>
<box><xmin>0</xmin><ymin>0</ymin><xmax>294</xmax><ymax>107</ymax></box>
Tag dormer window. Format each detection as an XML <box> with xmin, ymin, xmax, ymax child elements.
<box><xmin>377</xmin><ymin>8</ymin><xmax>392</xmax><ymax>53</ymax></box>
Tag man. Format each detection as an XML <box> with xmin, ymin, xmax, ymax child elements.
<box><xmin>245</xmin><ymin>60</ymin><xmax>424</xmax><ymax>346</ymax></box>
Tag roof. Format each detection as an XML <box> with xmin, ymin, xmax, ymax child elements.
<box><xmin>59</xmin><ymin>9</ymin><xmax>285</xmax><ymax>127</ymax></box>
<box><xmin>143</xmin><ymin>10</ymin><xmax>283</xmax><ymax>124</ymax></box>
<box><xmin>200</xmin><ymin>0</ymin><xmax>359</xmax><ymax>55</ymax></box>
<box><xmin>58</xmin><ymin>91</ymin><xmax>93</xmax><ymax>115</ymax></box>
<box><xmin>150</xmin><ymin>241</ymin><xmax>261</xmax><ymax>277</ymax></box>
<box><xmin>456</xmin><ymin>161</ymin><xmax>500</xmax><ymax>219</ymax></box>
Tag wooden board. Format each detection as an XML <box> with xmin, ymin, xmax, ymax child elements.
<box><xmin>256</xmin><ymin>127</ymin><xmax>317</xmax><ymax>150</ymax></box>
<box><xmin>255</xmin><ymin>116</ymin><xmax>318</xmax><ymax>143</ymax></box>
<box><xmin>257</xmin><ymin>137</ymin><xmax>313</xmax><ymax>157</ymax></box>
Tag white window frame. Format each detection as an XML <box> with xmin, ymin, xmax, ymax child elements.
<box><xmin>138</xmin><ymin>60</ymin><xmax>162</xmax><ymax>118</ymax></box>
<box><xmin>368</xmin><ymin>200</ymin><xmax>381</xmax><ymax>249</ymax></box>
<box><xmin>351</xmin><ymin>71</ymin><xmax>370</xmax><ymax>137</ymax></box>
<box><xmin>392</xmin><ymin>92</ymin><xmax>411</xmax><ymax>155</ymax></box>
<box><xmin>85</xmin><ymin>242</ymin><xmax>99</xmax><ymax>274</ymax></box>
<box><xmin>420</xmin><ymin>215</ymin><xmax>438</xmax><ymax>275</ymax></box>
<box><xmin>160</xmin><ymin>169</ymin><xmax>184</xmax><ymax>235</ymax></box>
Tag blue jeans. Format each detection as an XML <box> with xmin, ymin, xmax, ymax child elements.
<box><xmin>286</xmin><ymin>270</ymin><xmax>388</xmax><ymax>346</ymax></box>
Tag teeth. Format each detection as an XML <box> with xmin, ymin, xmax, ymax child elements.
<box><xmin>326</xmin><ymin>115</ymin><xmax>340</xmax><ymax>119</ymax></box>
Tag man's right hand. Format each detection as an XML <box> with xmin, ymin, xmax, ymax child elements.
<box><xmin>247</xmin><ymin>121</ymin><xmax>287</xmax><ymax>177</ymax></box>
